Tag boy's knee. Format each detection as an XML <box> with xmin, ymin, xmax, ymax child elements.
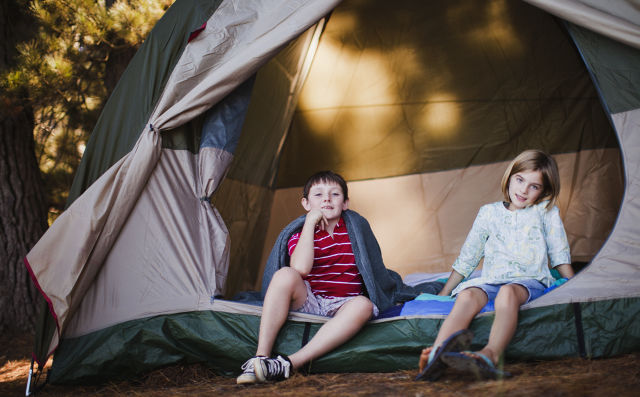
<box><xmin>271</xmin><ymin>267</ymin><xmax>303</xmax><ymax>287</ymax></box>
<box><xmin>354</xmin><ymin>295</ymin><xmax>373</xmax><ymax>310</ymax></box>
<box><xmin>344</xmin><ymin>296</ymin><xmax>374</xmax><ymax>319</ymax></box>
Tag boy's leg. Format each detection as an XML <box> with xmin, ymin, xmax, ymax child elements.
<box><xmin>238</xmin><ymin>267</ymin><xmax>308</xmax><ymax>384</ymax></box>
<box><xmin>478</xmin><ymin>283</ymin><xmax>528</xmax><ymax>364</ymax></box>
<box><xmin>256</xmin><ymin>267</ymin><xmax>309</xmax><ymax>357</ymax></box>
<box><xmin>287</xmin><ymin>295</ymin><xmax>373</xmax><ymax>369</ymax></box>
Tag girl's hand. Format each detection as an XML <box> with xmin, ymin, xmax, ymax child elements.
<box><xmin>556</xmin><ymin>263</ymin><xmax>575</xmax><ymax>279</ymax></box>
<box><xmin>438</xmin><ymin>270</ymin><xmax>464</xmax><ymax>296</ymax></box>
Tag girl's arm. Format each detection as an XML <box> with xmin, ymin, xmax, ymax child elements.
<box><xmin>555</xmin><ymin>263</ymin><xmax>574</xmax><ymax>279</ymax></box>
<box><xmin>544</xmin><ymin>206</ymin><xmax>573</xmax><ymax>278</ymax></box>
<box><xmin>438</xmin><ymin>270</ymin><xmax>465</xmax><ymax>296</ymax></box>
<box><xmin>447</xmin><ymin>205</ymin><xmax>491</xmax><ymax>285</ymax></box>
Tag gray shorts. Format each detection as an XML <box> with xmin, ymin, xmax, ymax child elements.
<box><xmin>296</xmin><ymin>281</ymin><xmax>379</xmax><ymax>317</ymax></box>
<box><xmin>468</xmin><ymin>279</ymin><xmax>546</xmax><ymax>303</ymax></box>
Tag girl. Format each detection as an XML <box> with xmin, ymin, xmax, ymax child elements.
<box><xmin>416</xmin><ymin>149</ymin><xmax>575</xmax><ymax>381</ymax></box>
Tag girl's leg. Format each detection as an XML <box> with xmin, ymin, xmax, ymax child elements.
<box><xmin>477</xmin><ymin>283</ymin><xmax>528</xmax><ymax>364</ymax></box>
<box><xmin>255</xmin><ymin>267</ymin><xmax>308</xmax><ymax>357</ymax></box>
<box><xmin>433</xmin><ymin>287</ymin><xmax>487</xmax><ymax>347</ymax></box>
<box><xmin>418</xmin><ymin>287</ymin><xmax>486</xmax><ymax>371</ymax></box>
<box><xmin>288</xmin><ymin>295</ymin><xmax>373</xmax><ymax>369</ymax></box>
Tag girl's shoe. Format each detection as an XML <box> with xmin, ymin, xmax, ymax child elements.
<box><xmin>441</xmin><ymin>351</ymin><xmax>512</xmax><ymax>380</ymax></box>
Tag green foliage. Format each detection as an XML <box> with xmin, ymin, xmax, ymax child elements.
<box><xmin>2</xmin><ymin>0</ymin><xmax>173</xmax><ymax>221</ymax></box>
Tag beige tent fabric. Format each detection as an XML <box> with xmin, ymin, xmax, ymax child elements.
<box><xmin>213</xmin><ymin>21</ymin><xmax>329</xmax><ymax>296</ymax></box>
<box><xmin>530</xmin><ymin>109</ymin><xmax>640</xmax><ymax>307</ymax></box>
<box><xmin>199</xmin><ymin>148</ymin><xmax>233</xmax><ymax>201</ymax></box>
<box><xmin>64</xmin><ymin>149</ymin><xmax>230</xmax><ymax>338</ymax></box>
<box><xmin>149</xmin><ymin>0</ymin><xmax>340</xmax><ymax>132</ymax></box>
<box><xmin>260</xmin><ymin>149</ymin><xmax>623</xmax><ymax>286</ymax></box>
<box><xmin>26</xmin><ymin>0</ymin><xmax>341</xmax><ymax>355</ymax></box>
<box><xmin>524</xmin><ymin>0</ymin><xmax>640</xmax><ymax>50</ymax></box>
<box><xmin>26</xmin><ymin>128</ymin><xmax>161</xmax><ymax>354</ymax></box>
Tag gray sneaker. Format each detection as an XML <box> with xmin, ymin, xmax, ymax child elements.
<box><xmin>236</xmin><ymin>357</ymin><xmax>260</xmax><ymax>384</ymax></box>
<box><xmin>254</xmin><ymin>355</ymin><xmax>292</xmax><ymax>382</ymax></box>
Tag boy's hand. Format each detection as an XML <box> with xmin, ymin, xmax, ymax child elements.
<box><xmin>291</xmin><ymin>208</ymin><xmax>328</xmax><ymax>276</ymax></box>
<box><xmin>306</xmin><ymin>208</ymin><xmax>329</xmax><ymax>231</ymax></box>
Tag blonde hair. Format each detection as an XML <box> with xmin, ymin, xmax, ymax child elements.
<box><xmin>501</xmin><ymin>150</ymin><xmax>560</xmax><ymax>209</ymax></box>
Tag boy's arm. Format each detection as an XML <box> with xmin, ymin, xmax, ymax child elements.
<box><xmin>555</xmin><ymin>263</ymin><xmax>574</xmax><ymax>279</ymax></box>
<box><xmin>289</xmin><ymin>209</ymin><xmax>326</xmax><ymax>276</ymax></box>
<box><xmin>438</xmin><ymin>270</ymin><xmax>464</xmax><ymax>296</ymax></box>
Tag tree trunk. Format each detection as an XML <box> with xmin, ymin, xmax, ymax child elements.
<box><xmin>104</xmin><ymin>44</ymin><xmax>138</xmax><ymax>98</ymax></box>
<box><xmin>103</xmin><ymin>1</ymin><xmax>138</xmax><ymax>97</ymax></box>
<box><xmin>0</xmin><ymin>0</ymin><xmax>48</xmax><ymax>333</ymax></box>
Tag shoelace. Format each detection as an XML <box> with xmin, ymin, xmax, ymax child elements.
<box><xmin>262</xmin><ymin>357</ymin><xmax>286</xmax><ymax>377</ymax></box>
<box><xmin>241</xmin><ymin>359</ymin><xmax>255</xmax><ymax>372</ymax></box>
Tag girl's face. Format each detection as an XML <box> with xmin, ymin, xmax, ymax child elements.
<box><xmin>508</xmin><ymin>169</ymin><xmax>544</xmax><ymax>210</ymax></box>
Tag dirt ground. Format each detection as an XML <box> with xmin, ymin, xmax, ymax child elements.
<box><xmin>2</xmin><ymin>331</ymin><xmax>639</xmax><ymax>397</ymax></box>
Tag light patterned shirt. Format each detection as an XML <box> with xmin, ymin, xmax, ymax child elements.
<box><xmin>451</xmin><ymin>201</ymin><xmax>571</xmax><ymax>296</ymax></box>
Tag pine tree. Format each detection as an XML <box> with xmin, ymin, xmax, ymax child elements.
<box><xmin>0</xmin><ymin>0</ymin><xmax>47</xmax><ymax>334</ymax></box>
<box><xmin>0</xmin><ymin>0</ymin><xmax>172</xmax><ymax>333</ymax></box>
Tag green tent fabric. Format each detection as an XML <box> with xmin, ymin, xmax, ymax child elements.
<box><xmin>24</xmin><ymin>0</ymin><xmax>640</xmax><ymax>386</ymax></box>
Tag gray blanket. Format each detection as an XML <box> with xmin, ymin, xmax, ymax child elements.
<box><xmin>261</xmin><ymin>209</ymin><xmax>443</xmax><ymax>313</ymax></box>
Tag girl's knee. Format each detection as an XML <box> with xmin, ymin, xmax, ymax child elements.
<box><xmin>495</xmin><ymin>284</ymin><xmax>527</xmax><ymax>308</ymax></box>
<box><xmin>456</xmin><ymin>289</ymin><xmax>475</xmax><ymax>302</ymax></box>
<box><xmin>456</xmin><ymin>288</ymin><xmax>487</xmax><ymax>309</ymax></box>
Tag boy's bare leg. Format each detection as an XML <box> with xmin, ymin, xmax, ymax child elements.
<box><xmin>288</xmin><ymin>295</ymin><xmax>373</xmax><ymax>369</ymax></box>
<box><xmin>477</xmin><ymin>284</ymin><xmax>528</xmax><ymax>364</ymax></box>
<box><xmin>255</xmin><ymin>267</ymin><xmax>308</xmax><ymax>357</ymax></box>
<box><xmin>433</xmin><ymin>287</ymin><xmax>487</xmax><ymax>348</ymax></box>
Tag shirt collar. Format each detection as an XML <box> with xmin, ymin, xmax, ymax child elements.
<box><xmin>314</xmin><ymin>216</ymin><xmax>344</xmax><ymax>233</ymax></box>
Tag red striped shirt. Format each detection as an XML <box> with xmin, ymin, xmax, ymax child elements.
<box><xmin>287</xmin><ymin>217</ymin><xmax>364</xmax><ymax>298</ymax></box>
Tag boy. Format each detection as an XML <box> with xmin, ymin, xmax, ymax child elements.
<box><xmin>238</xmin><ymin>171</ymin><xmax>443</xmax><ymax>384</ymax></box>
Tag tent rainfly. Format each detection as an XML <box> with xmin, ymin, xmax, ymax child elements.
<box><xmin>24</xmin><ymin>0</ymin><xmax>640</xmax><ymax>387</ymax></box>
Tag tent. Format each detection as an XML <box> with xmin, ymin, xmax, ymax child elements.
<box><xmin>24</xmin><ymin>0</ymin><xmax>640</xmax><ymax>386</ymax></box>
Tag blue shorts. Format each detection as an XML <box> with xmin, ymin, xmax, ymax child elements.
<box><xmin>470</xmin><ymin>279</ymin><xmax>547</xmax><ymax>303</ymax></box>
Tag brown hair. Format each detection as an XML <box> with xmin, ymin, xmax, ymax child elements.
<box><xmin>302</xmin><ymin>171</ymin><xmax>349</xmax><ymax>200</ymax></box>
<box><xmin>501</xmin><ymin>150</ymin><xmax>560</xmax><ymax>209</ymax></box>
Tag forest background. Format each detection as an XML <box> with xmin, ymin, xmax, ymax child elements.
<box><xmin>0</xmin><ymin>0</ymin><xmax>174</xmax><ymax>336</ymax></box>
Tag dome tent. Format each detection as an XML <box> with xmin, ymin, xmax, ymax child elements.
<box><xmin>24</xmin><ymin>0</ymin><xmax>640</xmax><ymax>387</ymax></box>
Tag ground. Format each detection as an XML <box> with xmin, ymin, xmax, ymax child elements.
<box><xmin>2</xmin><ymin>331</ymin><xmax>639</xmax><ymax>396</ymax></box>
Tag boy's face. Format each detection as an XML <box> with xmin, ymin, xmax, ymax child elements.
<box><xmin>301</xmin><ymin>181</ymin><xmax>349</xmax><ymax>222</ymax></box>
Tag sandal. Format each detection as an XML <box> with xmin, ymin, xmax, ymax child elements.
<box><xmin>441</xmin><ymin>351</ymin><xmax>512</xmax><ymax>380</ymax></box>
<box><xmin>415</xmin><ymin>329</ymin><xmax>473</xmax><ymax>381</ymax></box>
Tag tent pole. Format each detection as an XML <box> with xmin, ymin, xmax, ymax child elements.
<box><xmin>268</xmin><ymin>16</ymin><xmax>329</xmax><ymax>187</ymax></box>
<box><xmin>24</xmin><ymin>358</ymin><xmax>34</xmax><ymax>396</ymax></box>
